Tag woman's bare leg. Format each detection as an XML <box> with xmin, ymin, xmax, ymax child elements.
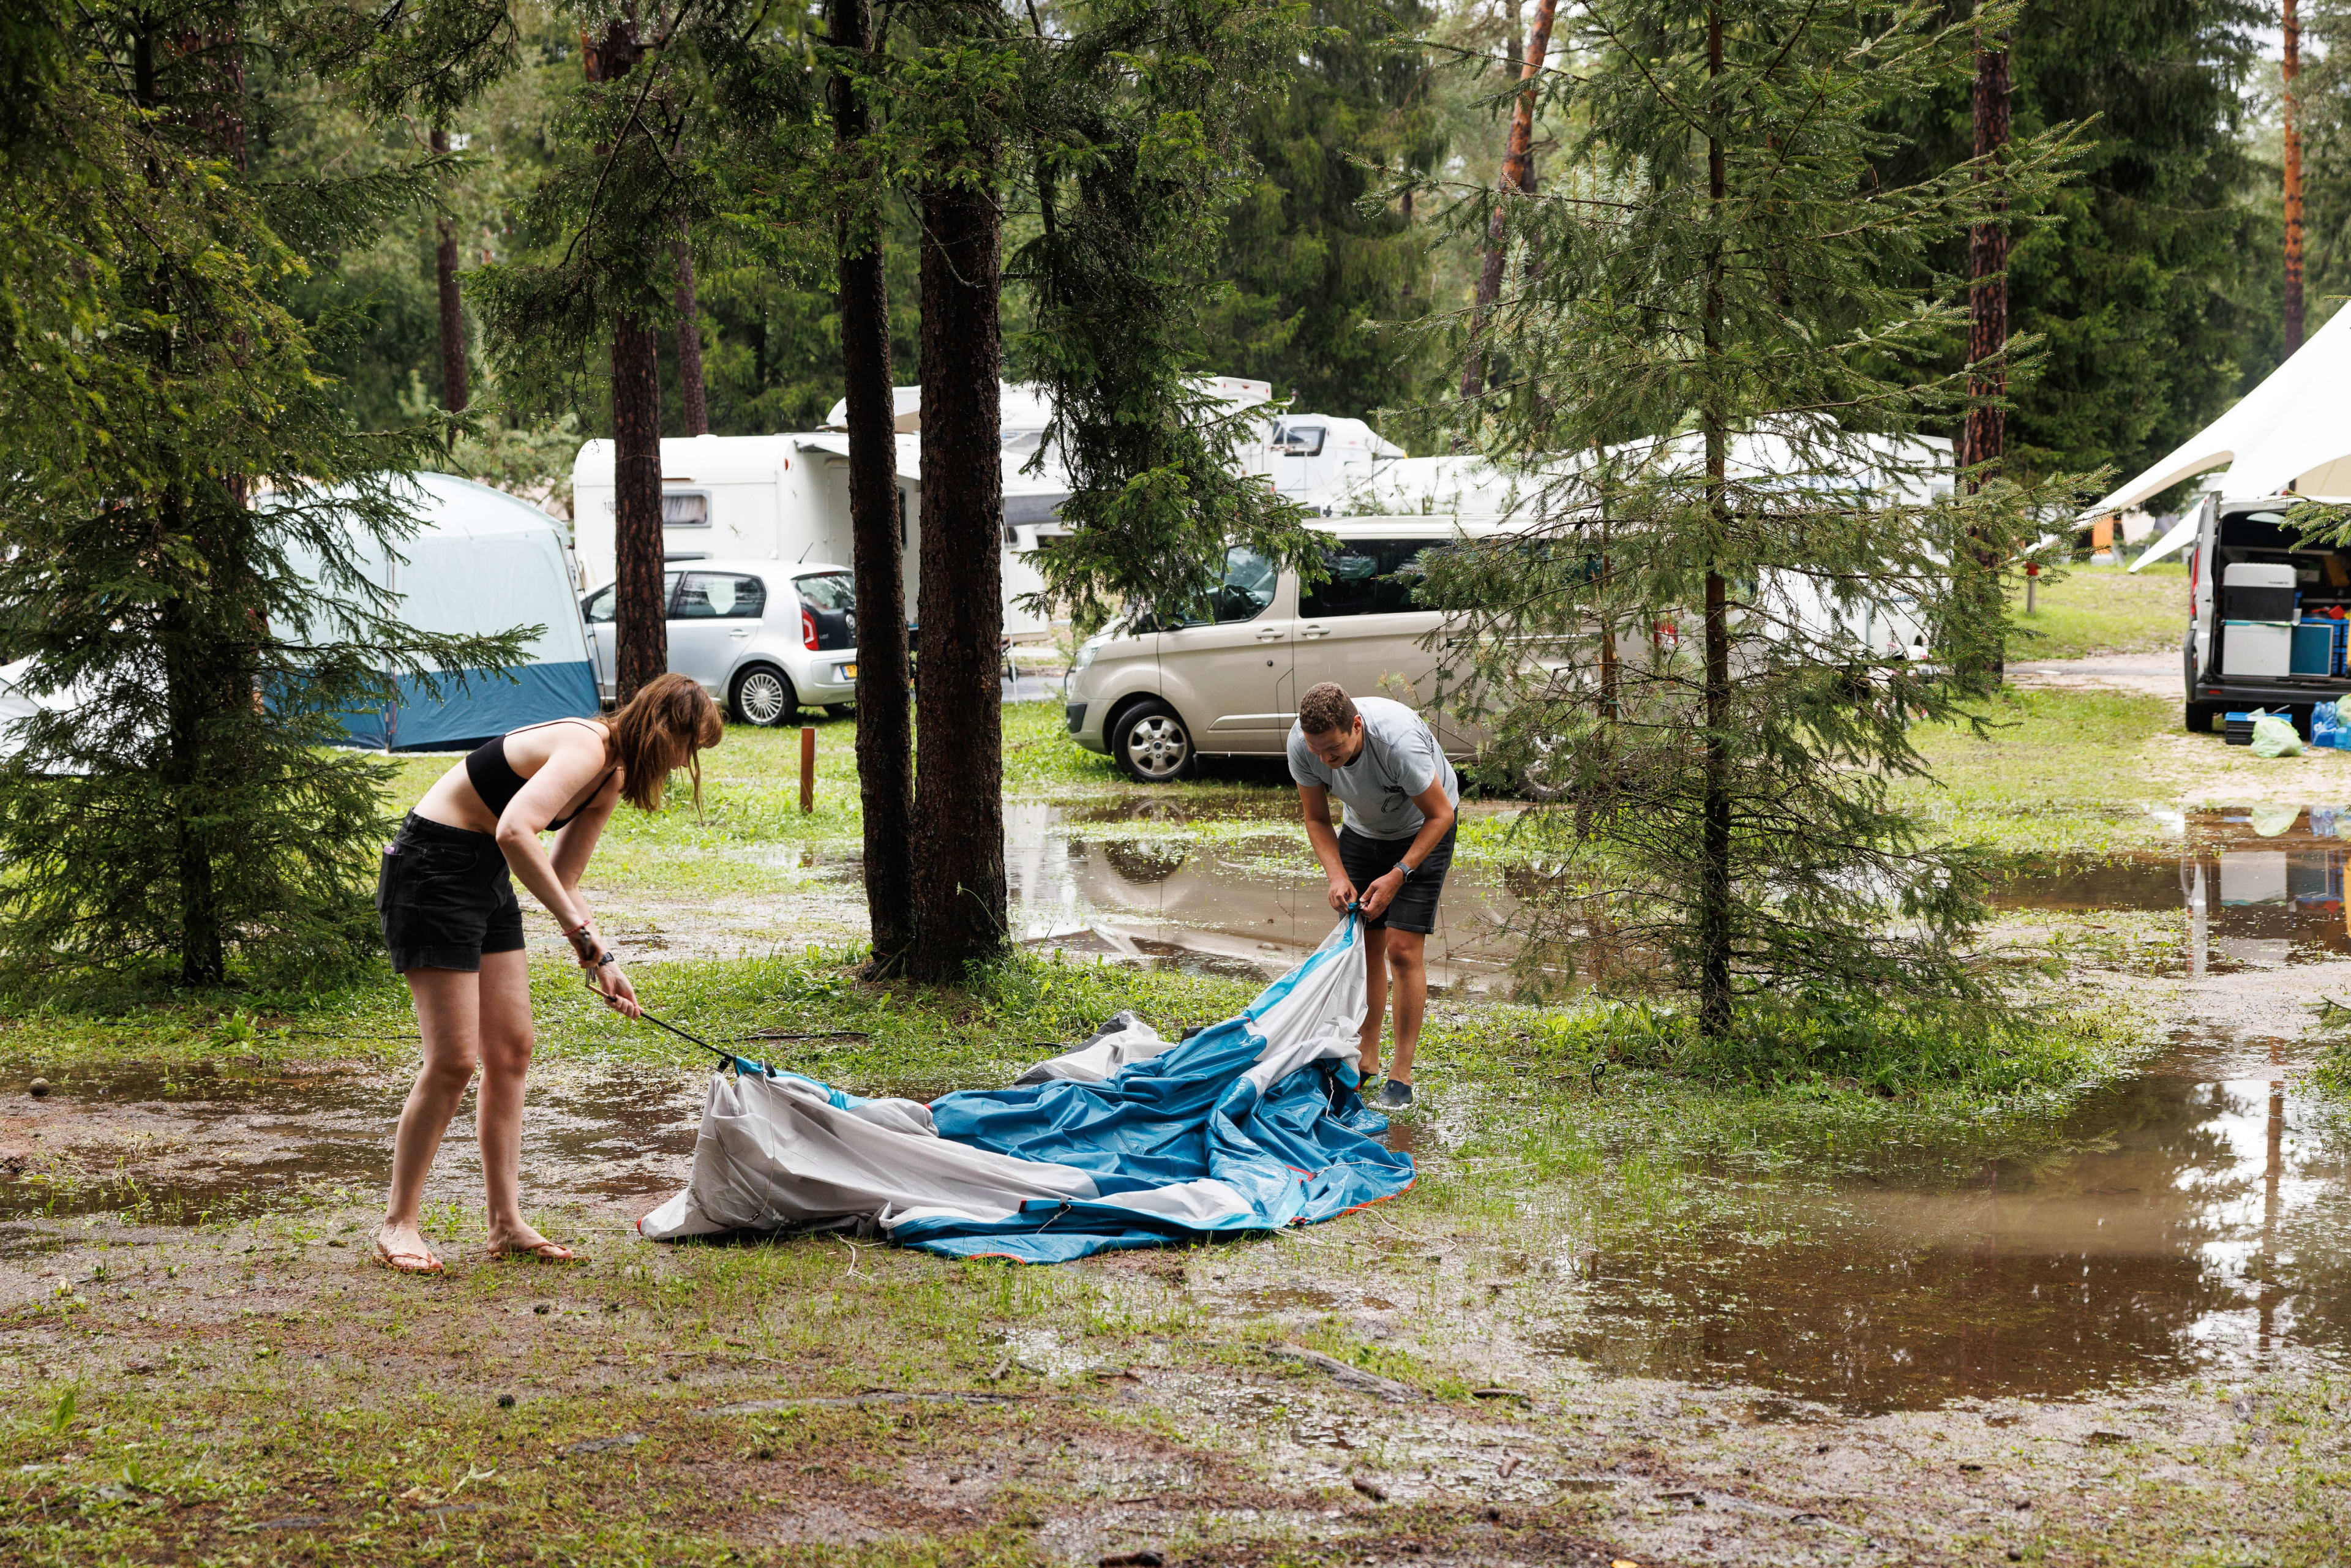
<box><xmin>473</xmin><ymin>950</ymin><xmax>564</xmax><ymax>1255</ymax></box>
<box><xmin>378</xmin><ymin>967</ymin><xmax>483</xmax><ymax>1268</ymax></box>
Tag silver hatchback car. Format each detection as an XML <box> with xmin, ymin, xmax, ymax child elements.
<box><xmin>582</xmin><ymin>557</ymin><xmax>861</xmax><ymax>725</ymax></box>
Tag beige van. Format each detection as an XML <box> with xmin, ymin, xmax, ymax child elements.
<box><xmin>1064</xmin><ymin>518</ymin><xmax>1496</xmax><ymax>782</ymax></box>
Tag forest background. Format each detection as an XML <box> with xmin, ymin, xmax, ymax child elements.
<box><xmin>289</xmin><ymin>0</ymin><xmax>2334</xmax><ymax>514</ymax></box>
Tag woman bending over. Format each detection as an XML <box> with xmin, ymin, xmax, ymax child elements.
<box><xmin>373</xmin><ymin>673</ymin><xmax>722</xmax><ymax>1274</ymax></box>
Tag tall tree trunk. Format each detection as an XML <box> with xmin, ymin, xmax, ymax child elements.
<box><xmin>1698</xmin><ymin>5</ymin><xmax>1731</xmax><ymax>1040</ymax></box>
<box><xmin>1958</xmin><ymin>17</ymin><xmax>2009</xmax><ymax>691</ymax></box>
<box><xmin>2286</xmin><ymin>0</ymin><xmax>2305</xmax><ymax>354</ymax></box>
<box><xmin>909</xmin><ymin>173</ymin><xmax>1007</xmax><ymax>981</ymax></box>
<box><xmin>588</xmin><ymin>18</ymin><xmax>664</xmax><ymax>701</ymax></box>
<box><xmin>833</xmin><ymin>0</ymin><xmax>913</xmax><ymax>972</ymax></box>
<box><xmin>611</xmin><ymin>313</ymin><xmax>667</xmax><ymax>700</ymax></box>
<box><xmin>431</xmin><ymin>126</ymin><xmax>468</xmax><ymax>411</ymax></box>
<box><xmin>1459</xmin><ymin>0</ymin><xmax>1558</xmax><ymax>403</ymax></box>
<box><xmin>673</xmin><ymin>219</ymin><xmax>708</xmax><ymax>435</ymax></box>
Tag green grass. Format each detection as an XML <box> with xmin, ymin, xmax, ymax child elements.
<box><xmin>1894</xmin><ymin>686</ymin><xmax>2175</xmax><ymax>855</ymax></box>
<box><xmin>2008</xmin><ymin>559</ymin><xmax>2188</xmax><ymax>661</ymax></box>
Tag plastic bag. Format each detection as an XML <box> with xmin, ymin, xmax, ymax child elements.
<box><xmin>2251</xmin><ymin>711</ymin><xmax>2306</xmax><ymax>758</ymax></box>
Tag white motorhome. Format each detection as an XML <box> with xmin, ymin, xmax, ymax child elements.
<box><xmin>1237</xmin><ymin>415</ymin><xmax>1407</xmax><ymax>501</ymax></box>
<box><xmin>571</xmin><ymin>432</ymin><xmax>903</xmax><ymax>593</ymax></box>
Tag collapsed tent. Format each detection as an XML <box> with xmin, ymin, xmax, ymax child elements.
<box><xmin>638</xmin><ymin>915</ymin><xmax>1414</xmax><ymax>1263</ymax></box>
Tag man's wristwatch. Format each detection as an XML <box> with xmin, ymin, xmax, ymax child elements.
<box><xmin>1396</xmin><ymin>861</ymin><xmax>1417</xmax><ymax>879</ymax></box>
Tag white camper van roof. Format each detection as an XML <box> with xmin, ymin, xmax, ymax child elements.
<box><xmin>822</xmin><ymin>376</ymin><xmax>1275</xmax><ymax>434</ymax></box>
<box><xmin>572</xmin><ymin>432</ymin><xmax>798</xmax><ymax>489</ymax></box>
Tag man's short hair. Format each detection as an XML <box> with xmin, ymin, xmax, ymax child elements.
<box><xmin>1298</xmin><ymin>682</ymin><xmax>1359</xmax><ymax>735</ymax></box>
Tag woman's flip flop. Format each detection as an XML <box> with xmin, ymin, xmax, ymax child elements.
<box><xmin>372</xmin><ymin>1237</ymin><xmax>445</xmax><ymax>1275</ymax></box>
<box><xmin>490</xmin><ymin>1240</ymin><xmax>579</xmax><ymax>1263</ymax></box>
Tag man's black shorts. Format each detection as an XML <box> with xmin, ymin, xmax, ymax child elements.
<box><xmin>1339</xmin><ymin>823</ymin><xmax>1455</xmax><ymax>936</ymax></box>
<box><xmin>375</xmin><ymin>812</ymin><xmax>527</xmax><ymax>973</ymax></box>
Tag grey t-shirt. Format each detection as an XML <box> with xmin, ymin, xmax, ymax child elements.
<box><xmin>1287</xmin><ymin>697</ymin><xmax>1460</xmax><ymax>839</ymax></box>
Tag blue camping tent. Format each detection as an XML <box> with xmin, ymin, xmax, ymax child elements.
<box><xmin>330</xmin><ymin>473</ymin><xmax>600</xmax><ymax>749</ymax></box>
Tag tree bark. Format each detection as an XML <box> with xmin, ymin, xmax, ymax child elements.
<box><xmin>1458</xmin><ymin>0</ymin><xmax>1558</xmax><ymax>403</ymax></box>
<box><xmin>2286</xmin><ymin>0</ymin><xmax>2305</xmax><ymax>354</ymax></box>
<box><xmin>1698</xmin><ymin>5</ymin><xmax>1731</xmax><ymax>1041</ymax></box>
<box><xmin>588</xmin><ymin>18</ymin><xmax>664</xmax><ymax>702</ymax></box>
<box><xmin>611</xmin><ymin>312</ymin><xmax>667</xmax><ymax>700</ymax></box>
<box><xmin>833</xmin><ymin>0</ymin><xmax>915</xmax><ymax>972</ymax></box>
<box><xmin>673</xmin><ymin>218</ymin><xmax>708</xmax><ymax>435</ymax></box>
<box><xmin>909</xmin><ymin>173</ymin><xmax>1007</xmax><ymax>981</ymax></box>
<box><xmin>431</xmin><ymin>126</ymin><xmax>468</xmax><ymax>411</ymax></box>
<box><xmin>1959</xmin><ymin>17</ymin><xmax>2009</xmax><ymax>691</ymax></box>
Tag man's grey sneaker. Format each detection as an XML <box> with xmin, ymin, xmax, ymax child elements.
<box><xmin>1373</xmin><ymin>1078</ymin><xmax>1414</xmax><ymax>1111</ymax></box>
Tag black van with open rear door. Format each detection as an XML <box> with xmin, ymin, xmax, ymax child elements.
<box><xmin>2183</xmin><ymin>493</ymin><xmax>2351</xmax><ymax>731</ymax></box>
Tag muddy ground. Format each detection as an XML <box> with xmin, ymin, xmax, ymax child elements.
<box><xmin>2</xmin><ymin>925</ymin><xmax>2346</xmax><ymax>1567</ymax></box>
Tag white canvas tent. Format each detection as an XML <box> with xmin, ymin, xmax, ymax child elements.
<box><xmin>2091</xmin><ymin>304</ymin><xmax>2351</xmax><ymax>521</ymax></box>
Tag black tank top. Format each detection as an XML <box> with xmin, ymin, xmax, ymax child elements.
<box><xmin>464</xmin><ymin>719</ymin><xmax>613</xmax><ymax>832</ymax></box>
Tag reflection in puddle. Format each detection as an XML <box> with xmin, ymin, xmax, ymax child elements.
<box><xmin>1547</xmin><ymin>1037</ymin><xmax>2351</xmax><ymax>1412</ymax></box>
<box><xmin>1002</xmin><ymin>801</ymin><xmax>1526</xmax><ymax>990</ymax></box>
<box><xmin>1996</xmin><ymin>806</ymin><xmax>2351</xmax><ymax>971</ymax></box>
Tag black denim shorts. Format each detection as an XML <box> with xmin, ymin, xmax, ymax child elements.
<box><xmin>1339</xmin><ymin>823</ymin><xmax>1456</xmax><ymax>935</ymax></box>
<box><xmin>375</xmin><ymin>812</ymin><xmax>526</xmax><ymax>973</ymax></box>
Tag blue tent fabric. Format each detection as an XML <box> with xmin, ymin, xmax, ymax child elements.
<box><xmin>339</xmin><ymin>660</ymin><xmax>599</xmax><ymax>750</ymax></box>
<box><xmin>639</xmin><ymin>916</ymin><xmax>1416</xmax><ymax>1262</ymax></box>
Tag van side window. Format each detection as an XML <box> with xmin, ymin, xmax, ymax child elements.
<box><xmin>1205</xmin><ymin>546</ymin><xmax>1277</xmax><ymax>623</ymax></box>
<box><xmin>582</xmin><ymin>586</ymin><xmax>615</xmax><ymax>624</ymax></box>
<box><xmin>1300</xmin><ymin>539</ymin><xmax>1444</xmax><ymax>618</ymax></box>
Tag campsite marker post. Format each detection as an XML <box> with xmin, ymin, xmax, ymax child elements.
<box><xmin>800</xmin><ymin>726</ymin><xmax>816</xmax><ymax>814</ymax></box>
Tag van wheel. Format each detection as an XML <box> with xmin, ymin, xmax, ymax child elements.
<box><xmin>1112</xmin><ymin>700</ymin><xmax>1194</xmax><ymax>783</ymax></box>
<box><xmin>732</xmin><ymin>664</ymin><xmax>799</xmax><ymax>727</ymax></box>
<box><xmin>2185</xmin><ymin>700</ymin><xmax>2220</xmax><ymax>733</ymax></box>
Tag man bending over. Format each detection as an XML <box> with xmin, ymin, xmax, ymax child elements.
<box><xmin>1288</xmin><ymin>681</ymin><xmax>1459</xmax><ymax>1111</ymax></box>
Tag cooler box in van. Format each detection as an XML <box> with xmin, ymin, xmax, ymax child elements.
<box><xmin>2293</xmin><ymin>620</ymin><xmax>2339</xmax><ymax>675</ymax></box>
<box><xmin>2224</xmin><ymin>620</ymin><xmax>2293</xmax><ymax>678</ymax></box>
<box><xmin>2223</xmin><ymin>561</ymin><xmax>2298</xmax><ymax>622</ymax></box>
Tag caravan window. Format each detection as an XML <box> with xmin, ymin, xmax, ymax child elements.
<box><xmin>662</xmin><ymin>491</ymin><xmax>710</xmax><ymax>527</ymax></box>
<box><xmin>1300</xmin><ymin>539</ymin><xmax>1444</xmax><ymax>618</ymax></box>
<box><xmin>675</xmin><ymin>573</ymin><xmax>768</xmax><ymax>620</ymax></box>
<box><xmin>1272</xmin><ymin>423</ymin><xmax>1325</xmax><ymax>457</ymax></box>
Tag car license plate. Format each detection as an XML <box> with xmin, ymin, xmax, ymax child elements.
<box><xmin>841</xmin><ymin>663</ymin><xmax>858</xmax><ymax>680</ymax></box>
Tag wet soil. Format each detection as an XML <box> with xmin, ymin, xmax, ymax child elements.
<box><xmin>0</xmin><ymin>1058</ymin><xmax>703</xmax><ymax>1247</ymax></box>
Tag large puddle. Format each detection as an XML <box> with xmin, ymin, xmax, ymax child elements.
<box><xmin>1547</xmin><ymin>1030</ymin><xmax>2351</xmax><ymax>1412</ymax></box>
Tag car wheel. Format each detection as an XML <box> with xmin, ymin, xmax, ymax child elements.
<box><xmin>731</xmin><ymin>664</ymin><xmax>798</xmax><ymax>727</ymax></box>
<box><xmin>1113</xmin><ymin>700</ymin><xmax>1194</xmax><ymax>784</ymax></box>
<box><xmin>2185</xmin><ymin>700</ymin><xmax>2220</xmax><ymax>733</ymax></box>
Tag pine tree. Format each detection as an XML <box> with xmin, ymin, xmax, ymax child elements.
<box><xmin>1439</xmin><ymin>0</ymin><xmax>2077</xmax><ymax>1037</ymax></box>
<box><xmin>1873</xmin><ymin>0</ymin><xmax>2270</xmax><ymax>482</ymax></box>
<box><xmin>1197</xmin><ymin>0</ymin><xmax>1447</xmax><ymax>418</ymax></box>
<box><xmin>0</xmin><ymin>3</ymin><xmax>522</xmax><ymax>985</ymax></box>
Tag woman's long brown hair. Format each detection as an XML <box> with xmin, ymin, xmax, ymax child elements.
<box><xmin>607</xmin><ymin>673</ymin><xmax>723</xmax><ymax>812</ymax></box>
